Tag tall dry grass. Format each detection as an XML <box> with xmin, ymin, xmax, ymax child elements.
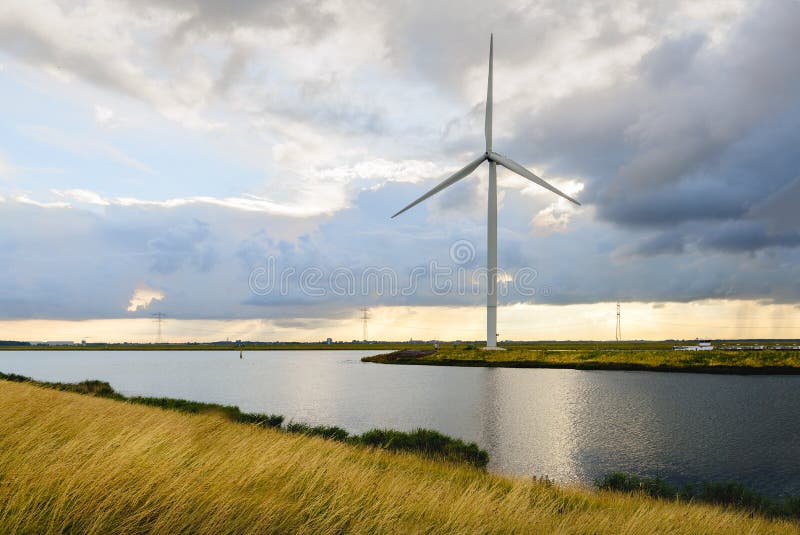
<box><xmin>0</xmin><ymin>379</ymin><xmax>797</xmax><ymax>534</ymax></box>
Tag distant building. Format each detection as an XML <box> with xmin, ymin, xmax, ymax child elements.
<box><xmin>35</xmin><ymin>341</ymin><xmax>75</xmax><ymax>346</ymax></box>
<box><xmin>673</xmin><ymin>340</ymin><xmax>714</xmax><ymax>351</ymax></box>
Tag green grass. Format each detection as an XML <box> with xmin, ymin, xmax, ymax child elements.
<box><xmin>364</xmin><ymin>346</ymin><xmax>800</xmax><ymax>373</ymax></box>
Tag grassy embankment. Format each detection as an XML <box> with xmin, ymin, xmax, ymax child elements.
<box><xmin>2</xmin><ymin>379</ymin><xmax>799</xmax><ymax>534</ymax></box>
<box><xmin>364</xmin><ymin>345</ymin><xmax>800</xmax><ymax>374</ymax></box>
<box><xmin>0</xmin><ymin>372</ymin><xmax>487</xmax><ymax>468</ymax></box>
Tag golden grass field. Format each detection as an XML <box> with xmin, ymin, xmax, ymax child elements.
<box><xmin>1</xmin><ymin>379</ymin><xmax>798</xmax><ymax>534</ymax></box>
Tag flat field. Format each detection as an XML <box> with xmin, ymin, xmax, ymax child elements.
<box><xmin>364</xmin><ymin>344</ymin><xmax>800</xmax><ymax>373</ymax></box>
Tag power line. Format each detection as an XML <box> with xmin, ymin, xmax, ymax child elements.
<box><xmin>152</xmin><ymin>312</ymin><xmax>166</xmax><ymax>343</ymax></box>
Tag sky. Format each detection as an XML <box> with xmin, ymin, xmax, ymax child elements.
<box><xmin>0</xmin><ymin>0</ymin><xmax>799</xmax><ymax>342</ymax></box>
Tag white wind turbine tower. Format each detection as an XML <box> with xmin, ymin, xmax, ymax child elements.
<box><xmin>391</xmin><ymin>34</ymin><xmax>581</xmax><ymax>349</ymax></box>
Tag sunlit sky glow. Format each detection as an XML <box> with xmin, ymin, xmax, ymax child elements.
<box><xmin>1</xmin><ymin>0</ymin><xmax>799</xmax><ymax>342</ymax></box>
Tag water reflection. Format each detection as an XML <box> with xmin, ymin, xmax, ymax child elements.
<box><xmin>1</xmin><ymin>350</ymin><xmax>799</xmax><ymax>497</ymax></box>
<box><xmin>478</xmin><ymin>368</ymin><xmax>583</xmax><ymax>482</ymax></box>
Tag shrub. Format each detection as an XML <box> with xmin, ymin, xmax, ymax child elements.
<box><xmin>596</xmin><ymin>472</ymin><xmax>800</xmax><ymax>519</ymax></box>
<box><xmin>235</xmin><ymin>412</ymin><xmax>284</xmax><ymax>428</ymax></box>
<box><xmin>127</xmin><ymin>396</ymin><xmax>236</xmax><ymax>416</ymax></box>
<box><xmin>0</xmin><ymin>372</ymin><xmax>31</xmax><ymax>383</ymax></box>
<box><xmin>56</xmin><ymin>380</ymin><xmax>119</xmax><ymax>398</ymax></box>
<box><xmin>596</xmin><ymin>472</ymin><xmax>677</xmax><ymax>499</ymax></box>
<box><xmin>697</xmin><ymin>481</ymin><xmax>771</xmax><ymax>511</ymax></box>
<box><xmin>356</xmin><ymin>428</ymin><xmax>489</xmax><ymax>468</ymax></box>
<box><xmin>286</xmin><ymin>422</ymin><xmax>350</xmax><ymax>441</ymax></box>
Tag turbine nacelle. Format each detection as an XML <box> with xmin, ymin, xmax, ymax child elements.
<box><xmin>391</xmin><ymin>151</ymin><xmax>580</xmax><ymax>218</ymax></box>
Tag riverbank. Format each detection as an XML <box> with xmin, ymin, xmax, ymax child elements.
<box><xmin>2</xmin><ymin>380</ymin><xmax>798</xmax><ymax>533</ymax></box>
<box><xmin>363</xmin><ymin>347</ymin><xmax>800</xmax><ymax>374</ymax></box>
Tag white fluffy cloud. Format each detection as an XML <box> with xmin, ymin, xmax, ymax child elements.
<box><xmin>126</xmin><ymin>285</ymin><xmax>164</xmax><ymax>312</ymax></box>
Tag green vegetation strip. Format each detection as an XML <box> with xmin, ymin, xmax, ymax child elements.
<box><xmin>0</xmin><ymin>371</ymin><xmax>487</xmax><ymax>468</ymax></box>
<box><xmin>597</xmin><ymin>473</ymin><xmax>800</xmax><ymax>520</ymax></box>
<box><xmin>364</xmin><ymin>346</ymin><xmax>800</xmax><ymax>374</ymax></box>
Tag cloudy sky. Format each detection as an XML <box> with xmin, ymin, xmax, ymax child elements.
<box><xmin>1</xmin><ymin>0</ymin><xmax>799</xmax><ymax>342</ymax></box>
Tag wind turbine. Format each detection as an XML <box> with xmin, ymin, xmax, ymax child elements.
<box><xmin>391</xmin><ymin>34</ymin><xmax>581</xmax><ymax>349</ymax></box>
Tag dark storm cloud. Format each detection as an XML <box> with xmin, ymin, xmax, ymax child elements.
<box><xmin>627</xmin><ymin>231</ymin><xmax>686</xmax><ymax>257</ymax></box>
<box><xmin>749</xmin><ymin>176</ymin><xmax>800</xmax><ymax>233</ymax></box>
<box><xmin>598</xmin><ymin>181</ymin><xmax>748</xmax><ymax>227</ymax></box>
<box><xmin>699</xmin><ymin>221</ymin><xmax>800</xmax><ymax>253</ymax></box>
<box><xmin>148</xmin><ymin>219</ymin><xmax>217</xmax><ymax>274</ymax></box>
<box><xmin>503</xmin><ymin>0</ymin><xmax>800</xmax><ymax>254</ymax></box>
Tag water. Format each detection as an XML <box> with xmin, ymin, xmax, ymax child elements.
<box><xmin>2</xmin><ymin>350</ymin><xmax>799</xmax><ymax>497</ymax></box>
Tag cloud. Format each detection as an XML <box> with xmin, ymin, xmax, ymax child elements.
<box><xmin>128</xmin><ymin>0</ymin><xmax>338</xmax><ymax>44</ymax></box>
<box><xmin>0</xmin><ymin>1</ymin><xmax>223</xmax><ymax>130</ymax></box>
<box><xmin>10</xmin><ymin>187</ymin><xmax>344</xmax><ymax>217</ymax></box>
<box><xmin>126</xmin><ymin>285</ymin><xmax>165</xmax><ymax>312</ymax></box>
<box><xmin>626</xmin><ymin>230</ymin><xmax>687</xmax><ymax>257</ymax></box>
<box><xmin>45</xmin><ymin>190</ymin><xmax>338</xmax><ymax>217</ymax></box>
<box><xmin>748</xmin><ymin>176</ymin><xmax>800</xmax><ymax>233</ymax></box>
<box><xmin>116</xmin><ymin>194</ymin><xmax>339</xmax><ymax>216</ymax></box>
<box><xmin>698</xmin><ymin>221</ymin><xmax>800</xmax><ymax>253</ymax></box>
<box><xmin>313</xmin><ymin>159</ymin><xmax>444</xmax><ymax>185</ymax></box>
<box><xmin>14</xmin><ymin>194</ymin><xmax>70</xmax><ymax>209</ymax></box>
<box><xmin>639</xmin><ymin>33</ymin><xmax>706</xmax><ymax>86</ymax></box>
<box><xmin>93</xmin><ymin>105</ymin><xmax>127</xmax><ymax>129</ymax></box>
<box><xmin>148</xmin><ymin>219</ymin><xmax>217</xmax><ymax>274</ymax></box>
<box><xmin>505</xmin><ymin>0</ymin><xmax>800</xmax><ymax>254</ymax></box>
<box><xmin>0</xmin><ymin>0</ymin><xmax>799</xmax><ymax>326</ymax></box>
<box><xmin>52</xmin><ymin>189</ymin><xmax>110</xmax><ymax>206</ymax></box>
<box><xmin>21</xmin><ymin>125</ymin><xmax>154</xmax><ymax>174</ymax></box>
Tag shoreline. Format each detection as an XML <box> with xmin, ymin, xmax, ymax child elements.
<box><xmin>363</xmin><ymin>348</ymin><xmax>800</xmax><ymax>375</ymax></box>
<box><xmin>363</xmin><ymin>356</ymin><xmax>800</xmax><ymax>375</ymax></box>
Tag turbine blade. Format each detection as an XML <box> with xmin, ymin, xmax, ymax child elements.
<box><xmin>485</xmin><ymin>34</ymin><xmax>493</xmax><ymax>152</ymax></box>
<box><xmin>391</xmin><ymin>154</ymin><xmax>487</xmax><ymax>218</ymax></box>
<box><xmin>490</xmin><ymin>152</ymin><xmax>581</xmax><ymax>205</ymax></box>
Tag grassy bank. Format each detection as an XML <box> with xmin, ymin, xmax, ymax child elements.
<box><xmin>1</xmin><ymin>381</ymin><xmax>798</xmax><ymax>534</ymax></box>
<box><xmin>0</xmin><ymin>371</ymin><xmax>487</xmax><ymax>468</ymax></box>
<box><xmin>363</xmin><ymin>346</ymin><xmax>800</xmax><ymax>374</ymax></box>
